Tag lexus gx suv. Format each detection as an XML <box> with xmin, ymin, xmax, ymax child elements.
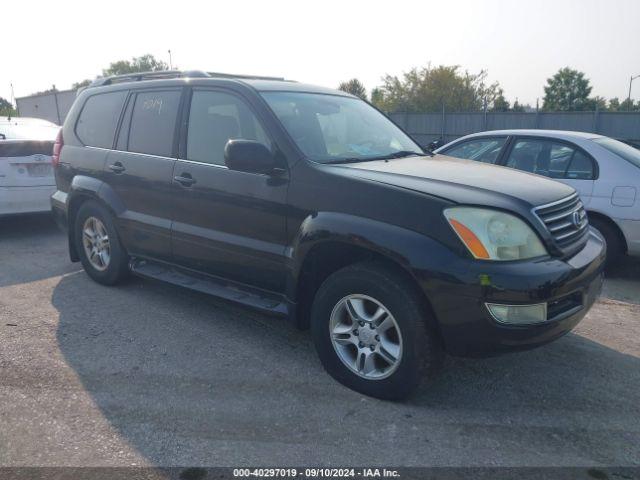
<box><xmin>51</xmin><ymin>70</ymin><xmax>606</xmax><ymax>400</ymax></box>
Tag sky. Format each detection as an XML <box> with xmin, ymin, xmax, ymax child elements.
<box><xmin>2</xmin><ymin>0</ymin><xmax>640</xmax><ymax>106</ymax></box>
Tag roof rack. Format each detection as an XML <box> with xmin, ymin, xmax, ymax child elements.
<box><xmin>87</xmin><ymin>70</ymin><xmax>288</xmax><ymax>89</ymax></box>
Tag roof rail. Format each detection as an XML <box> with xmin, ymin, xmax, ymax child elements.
<box><xmin>206</xmin><ymin>71</ymin><xmax>287</xmax><ymax>81</ymax></box>
<box><xmin>88</xmin><ymin>70</ymin><xmax>211</xmax><ymax>88</ymax></box>
<box><xmin>86</xmin><ymin>70</ymin><xmax>290</xmax><ymax>90</ymax></box>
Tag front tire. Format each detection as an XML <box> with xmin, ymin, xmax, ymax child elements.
<box><xmin>310</xmin><ymin>262</ymin><xmax>442</xmax><ymax>400</ymax></box>
<box><xmin>75</xmin><ymin>200</ymin><xmax>129</xmax><ymax>285</ymax></box>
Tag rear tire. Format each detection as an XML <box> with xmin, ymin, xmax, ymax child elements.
<box><xmin>75</xmin><ymin>200</ymin><xmax>129</xmax><ymax>285</ymax></box>
<box><xmin>589</xmin><ymin>216</ymin><xmax>624</xmax><ymax>268</ymax></box>
<box><xmin>310</xmin><ymin>262</ymin><xmax>442</xmax><ymax>400</ymax></box>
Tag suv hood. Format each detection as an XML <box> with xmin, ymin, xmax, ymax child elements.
<box><xmin>335</xmin><ymin>154</ymin><xmax>575</xmax><ymax>208</ymax></box>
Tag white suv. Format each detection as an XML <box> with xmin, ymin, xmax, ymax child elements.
<box><xmin>436</xmin><ymin>130</ymin><xmax>640</xmax><ymax>263</ymax></box>
<box><xmin>0</xmin><ymin>117</ymin><xmax>59</xmax><ymax>215</ymax></box>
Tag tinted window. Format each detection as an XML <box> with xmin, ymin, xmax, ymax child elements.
<box><xmin>505</xmin><ymin>138</ymin><xmax>594</xmax><ymax>179</ymax></box>
<box><xmin>76</xmin><ymin>91</ymin><xmax>127</xmax><ymax>148</ymax></box>
<box><xmin>128</xmin><ymin>90</ymin><xmax>181</xmax><ymax>157</ymax></box>
<box><xmin>187</xmin><ymin>90</ymin><xmax>270</xmax><ymax>166</ymax></box>
<box><xmin>443</xmin><ymin>138</ymin><xmax>506</xmax><ymax>163</ymax></box>
<box><xmin>593</xmin><ymin>137</ymin><xmax>640</xmax><ymax>169</ymax></box>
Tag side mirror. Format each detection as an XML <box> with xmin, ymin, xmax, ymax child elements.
<box><xmin>224</xmin><ymin>139</ymin><xmax>277</xmax><ymax>175</ymax></box>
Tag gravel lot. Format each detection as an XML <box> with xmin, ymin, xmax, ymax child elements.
<box><xmin>0</xmin><ymin>213</ymin><xmax>639</xmax><ymax>467</ymax></box>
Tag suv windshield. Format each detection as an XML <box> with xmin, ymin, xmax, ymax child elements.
<box><xmin>261</xmin><ymin>92</ymin><xmax>422</xmax><ymax>163</ymax></box>
<box><xmin>593</xmin><ymin>137</ymin><xmax>640</xmax><ymax>169</ymax></box>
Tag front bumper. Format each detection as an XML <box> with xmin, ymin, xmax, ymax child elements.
<box><xmin>420</xmin><ymin>229</ymin><xmax>606</xmax><ymax>357</ymax></box>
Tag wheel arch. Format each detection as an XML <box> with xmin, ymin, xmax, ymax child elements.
<box><xmin>587</xmin><ymin>209</ymin><xmax>628</xmax><ymax>254</ymax></box>
<box><xmin>288</xmin><ymin>212</ymin><xmax>445</xmax><ymax>344</ymax></box>
<box><xmin>66</xmin><ymin>176</ymin><xmax>126</xmax><ymax>261</ymax></box>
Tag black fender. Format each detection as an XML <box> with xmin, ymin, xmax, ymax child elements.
<box><xmin>65</xmin><ymin>176</ymin><xmax>126</xmax><ymax>261</ymax></box>
<box><xmin>285</xmin><ymin>211</ymin><xmax>458</xmax><ymax>305</ymax></box>
<box><xmin>68</xmin><ymin>175</ymin><xmax>126</xmax><ymax>216</ymax></box>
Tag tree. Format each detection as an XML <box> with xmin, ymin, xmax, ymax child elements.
<box><xmin>102</xmin><ymin>54</ymin><xmax>169</xmax><ymax>77</ymax></box>
<box><xmin>370</xmin><ymin>87</ymin><xmax>385</xmax><ymax>107</ymax></box>
<box><xmin>491</xmin><ymin>89</ymin><xmax>510</xmax><ymax>112</ymax></box>
<box><xmin>0</xmin><ymin>97</ymin><xmax>17</xmax><ymax>117</ymax></box>
<box><xmin>371</xmin><ymin>64</ymin><xmax>505</xmax><ymax>113</ymax></box>
<box><xmin>542</xmin><ymin>67</ymin><xmax>593</xmax><ymax>111</ymax></box>
<box><xmin>72</xmin><ymin>79</ymin><xmax>92</xmax><ymax>89</ymax></box>
<box><xmin>338</xmin><ymin>78</ymin><xmax>367</xmax><ymax>100</ymax></box>
<box><xmin>511</xmin><ymin>99</ymin><xmax>526</xmax><ymax>112</ymax></box>
<box><xmin>618</xmin><ymin>98</ymin><xmax>640</xmax><ymax>112</ymax></box>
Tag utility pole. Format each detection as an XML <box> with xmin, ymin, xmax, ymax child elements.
<box><xmin>628</xmin><ymin>74</ymin><xmax>640</xmax><ymax>111</ymax></box>
<box><xmin>168</xmin><ymin>49</ymin><xmax>173</xmax><ymax>70</ymax></box>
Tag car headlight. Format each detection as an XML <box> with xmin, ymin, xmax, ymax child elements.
<box><xmin>444</xmin><ymin>207</ymin><xmax>547</xmax><ymax>261</ymax></box>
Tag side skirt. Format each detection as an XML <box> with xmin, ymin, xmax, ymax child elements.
<box><xmin>129</xmin><ymin>257</ymin><xmax>293</xmax><ymax>317</ymax></box>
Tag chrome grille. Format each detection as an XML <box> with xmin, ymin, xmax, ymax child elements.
<box><xmin>533</xmin><ymin>194</ymin><xmax>589</xmax><ymax>251</ymax></box>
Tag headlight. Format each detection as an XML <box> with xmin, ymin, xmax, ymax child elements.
<box><xmin>444</xmin><ymin>207</ymin><xmax>547</xmax><ymax>261</ymax></box>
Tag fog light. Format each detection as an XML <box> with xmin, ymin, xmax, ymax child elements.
<box><xmin>486</xmin><ymin>303</ymin><xmax>547</xmax><ymax>325</ymax></box>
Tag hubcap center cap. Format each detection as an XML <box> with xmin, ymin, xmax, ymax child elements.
<box><xmin>358</xmin><ymin>326</ymin><xmax>377</xmax><ymax>345</ymax></box>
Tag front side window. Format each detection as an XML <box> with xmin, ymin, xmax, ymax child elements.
<box><xmin>187</xmin><ymin>90</ymin><xmax>270</xmax><ymax>166</ymax></box>
<box><xmin>128</xmin><ymin>90</ymin><xmax>181</xmax><ymax>157</ymax></box>
<box><xmin>261</xmin><ymin>92</ymin><xmax>421</xmax><ymax>163</ymax></box>
<box><xmin>505</xmin><ymin>138</ymin><xmax>594</xmax><ymax>180</ymax></box>
<box><xmin>76</xmin><ymin>91</ymin><xmax>127</xmax><ymax>148</ymax></box>
<box><xmin>443</xmin><ymin>138</ymin><xmax>506</xmax><ymax>163</ymax></box>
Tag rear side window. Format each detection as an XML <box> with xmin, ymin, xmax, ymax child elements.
<box><xmin>505</xmin><ymin>138</ymin><xmax>595</xmax><ymax>180</ymax></box>
<box><xmin>76</xmin><ymin>91</ymin><xmax>127</xmax><ymax>148</ymax></box>
<box><xmin>128</xmin><ymin>90</ymin><xmax>181</xmax><ymax>157</ymax></box>
<box><xmin>443</xmin><ymin>138</ymin><xmax>506</xmax><ymax>164</ymax></box>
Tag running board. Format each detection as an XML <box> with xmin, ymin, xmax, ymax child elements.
<box><xmin>130</xmin><ymin>258</ymin><xmax>290</xmax><ymax>316</ymax></box>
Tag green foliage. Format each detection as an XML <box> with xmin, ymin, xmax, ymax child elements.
<box><xmin>0</xmin><ymin>96</ymin><xmax>17</xmax><ymax>117</ymax></box>
<box><xmin>612</xmin><ymin>97</ymin><xmax>640</xmax><ymax>111</ymax></box>
<box><xmin>491</xmin><ymin>90</ymin><xmax>510</xmax><ymax>112</ymax></box>
<box><xmin>371</xmin><ymin>64</ymin><xmax>508</xmax><ymax>113</ymax></box>
<box><xmin>511</xmin><ymin>100</ymin><xmax>526</xmax><ymax>112</ymax></box>
<box><xmin>338</xmin><ymin>78</ymin><xmax>367</xmax><ymax>100</ymax></box>
<box><xmin>542</xmin><ymin>67</ymin><xmax>593</xmax><ymax>111</ymax></box>
<box><xmin>72</xmin><ymin>79</ymin><xmax>92</xmax><ymax>89</ymax></box>
<box><xmin>102</xmin><ymin>54</ymin><xmax>169</xmax><ymax>77</ymax></box>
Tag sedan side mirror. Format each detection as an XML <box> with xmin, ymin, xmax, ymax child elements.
<box><xmin>224</xmin><ymin>139</ymin><xmax>277</xmax><ymax>175</ymax></box>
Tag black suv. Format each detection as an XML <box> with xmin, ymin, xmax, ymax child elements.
<box><xmin>51</xmin><ymin>70</ymin><xmax>605</xmax><ymax>400</ymax></box>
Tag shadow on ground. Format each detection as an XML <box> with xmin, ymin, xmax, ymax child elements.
<box><xmin>0</xmin><ymin>213</ymin><xmax>77</xmax><ymax>287</ymax></box>
<box><xmin>51</xmin><ymin>269</ymin><xmax>640</xmax><ymax>466</ymax></box>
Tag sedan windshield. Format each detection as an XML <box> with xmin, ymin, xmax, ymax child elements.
<box><xmin>261</xmin><ymin>92</ymin><xmax>422</xmax><ymax>163</ymax></box>
<box><xmin>593</xmin><ymin>137</ymin><xmax>640</xmax><ymax>169</ymax></box>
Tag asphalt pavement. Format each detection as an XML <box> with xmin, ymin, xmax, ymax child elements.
<box><xmin>1</xmin><ymin>214</ymin><xmax>639</xmax><ymax>467</ymax></box>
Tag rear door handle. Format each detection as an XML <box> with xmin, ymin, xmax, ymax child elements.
<box><xmin>174</xmin><ymin>174</ymin><xmax>196</xmax><ymax>187</ymax></box>
<box><xmin>108</xmin><ymin>162</ymin><xmax>126</xmax><ymax>173</ymax></box>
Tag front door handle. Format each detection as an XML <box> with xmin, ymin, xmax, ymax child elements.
<box><xmin>108</xmin><ymin>162</ymin><xmax>126</xmax><ymax>173</ymax></box>
<box><xmin>174</xmin><ymin>174</ymin><xmax>196</xmax><ymax>187</ymax></box>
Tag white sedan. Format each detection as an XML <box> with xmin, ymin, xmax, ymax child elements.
<box><xmin>0</xmin><ymin>117</ymin><xmax>59</xmax><ymax>216</ymax></box>
<box><xmin>435</xmin><ymin>130</ymin><xmax>640</xmax><ymax>263</ymax></box>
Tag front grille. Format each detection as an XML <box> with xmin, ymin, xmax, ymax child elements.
<box><xmin>533</xmin><ymin>193</ymin><xmax>589</xmax><ymax>253</ymax></box>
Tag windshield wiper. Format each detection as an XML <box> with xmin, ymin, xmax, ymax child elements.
<box><xmin>323</xmin><ymin>150</ymin><xmax>423</xmax><ymax>165</ymax></box>
<box><xmin>383</xmin><ymin>150</ymin><xmax>423</xmax><ymax>159</ymax></box>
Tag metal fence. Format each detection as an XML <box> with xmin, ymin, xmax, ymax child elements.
<box><xmin>388</xmin><ymin>111</ymin><xmax>640</xmax><ymax>145</ymax></box>
<box><xmin>16</xmin><ymin>90</ymin><xmax>76</xmax><ymax>125</ymax></box>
